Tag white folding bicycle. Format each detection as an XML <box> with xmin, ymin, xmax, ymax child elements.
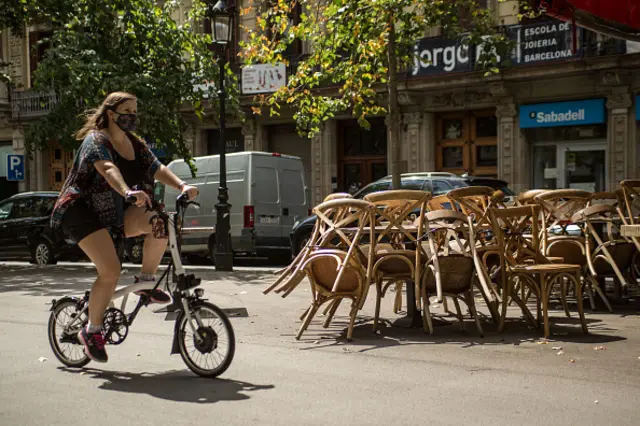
<box><xmin>47</xmin><ymin>194</ymin><xmax>235</xmax><ymax>378</ymax></box>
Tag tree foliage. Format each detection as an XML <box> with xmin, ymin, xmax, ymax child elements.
<box><xmin>241</xmin><ymin>0</ymin><xmax>514</xmax><ymax>137</ymax></box>
<box><xmin>3</xmin><ymin>0</ymin><xmax>241</xmax><ymax>171</ymax></box>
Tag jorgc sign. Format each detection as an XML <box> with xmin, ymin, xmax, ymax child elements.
<box><xmin>411</xmin><ymin>19</ymin><xmax>579</xmax><ymax>78</ymax></box>
<box><xmin>519</xmin><ymin>99</ymin><xmax>606</xmax><ymax>128</ymax></box>
<box><xmin>410</xmin><ymin>36</ymin><xmax>498</xmax><ymax>76</ymax></box>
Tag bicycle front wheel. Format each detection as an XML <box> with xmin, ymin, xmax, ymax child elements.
<box><xmin>177</xmin><ymin>302</ymin><xmax>235</xmax><ymax>378</ymax></box>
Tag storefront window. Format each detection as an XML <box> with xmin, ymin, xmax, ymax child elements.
<box><xmin>533</xmin><ymin>145</ymin><xmax>557</xmax><ymax>190</ymax></box>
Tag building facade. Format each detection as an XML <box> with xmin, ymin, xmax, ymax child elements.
<box><xmin>2</xmin><ymin>1</ymin><xmax>640</xmax><ymax>207</ymax></box>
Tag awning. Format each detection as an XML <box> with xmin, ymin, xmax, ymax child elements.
<box><xmin>542</xmin><ymin>0</ymin><xmax>640</xmax><ymax>41</ymax></box>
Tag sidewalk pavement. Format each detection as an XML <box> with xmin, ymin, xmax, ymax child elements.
<box><xmin>1</xmin><ymin>262</ymin><xmax>640</xmax><ymax>425</ymax></box>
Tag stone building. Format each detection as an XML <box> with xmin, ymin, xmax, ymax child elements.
<box><xmin>2</xmin><ymin>1</ymin><xmax>640</xmax><ymax>205</ymax></box>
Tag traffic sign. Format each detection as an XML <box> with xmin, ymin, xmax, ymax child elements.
<box><xmin>7</xmin><ymin>154</ymin><xmax>25</xmax><ymax>181</ymax></box>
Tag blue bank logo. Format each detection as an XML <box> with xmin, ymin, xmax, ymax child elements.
<box><xmin>520</xmin><ymin>99</ymin><xmax>605</xmax><ymax>128</ymax></box>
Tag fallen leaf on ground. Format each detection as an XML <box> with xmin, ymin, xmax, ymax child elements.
<box><xmin>594</xmin><ymin>400</ymin><xmax>599</xmax><ymax>404</ymax></box>
<box><xmin>593</xmin><ymin>346</ymin><xmax>606</xmax><ymax>351</ymax></box>
<box><xmin>556</xmin><ymin>351</ymin><xmax>564</xmax><ymax>355</ymax></box>
<box><xmin>536</xmin><ymin>340</ymin><xmax>549</xmax><ymax>345</ymax></box>
<box><xmin>239</xmin><ymin>291</ymin><xmax>248</xmax><ymax>295</ymax></box>
<box><xmin>136</xmin><ymin>353</ymin><xmax>141</xmax><ymax>357</ymax></box>
<box><xmin>312</xmin><ymin>340</ymin><xmax>320</xmax><ymax>344</ymax></box>
<box><xmin>38</xmin><ymin>357</ymin><xmax>47</xmax><ymax>363</ymax></box>
<box><xmin>569</xmin><ymin>359</ymin><xmax>576</xmax><ymax>363</ymax></box>
<box><xmin>552</xmin><ymin>346</ymin><xmax>563</xmax><ymax>350</ymax></box>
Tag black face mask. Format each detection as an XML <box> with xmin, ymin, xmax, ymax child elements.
<box><xmin>112</xmin><ymin>111</ymin><xmax>137</xmax><ymax>132</ymax></box>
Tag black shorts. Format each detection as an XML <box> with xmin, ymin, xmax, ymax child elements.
<box><xmin>61</xmin><ymin>198</ymin><xmax>106</xmax><ymax>244</ymax></box>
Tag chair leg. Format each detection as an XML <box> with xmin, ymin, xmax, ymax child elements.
<box><xmin>452</xmin><ymin>297</ymin><xmax>465</xmax><ymax>332</ymax></box>
<box><xmin>590</xmin><ymin>276</ymin><xmax>613</xmax><ymax>313</ymax></box>
<box><xmin>575</xmin><ymin>273</ymin><xmax>589</xmax><ymax>334</ymax></box>
<box><xmin>442</xmin><ymin>297</ymin><xmax>450</xmax><ymax>315</ymax></box>
<box><xmin>296</xmin><ymin>303</ymin><xmax>319</xmax><ymax>340</ymax></box>
<box><xmin>300</xmin><ymin>305</ymin><xmax>311</xmax><ymax>321</ymax></box>
<box><xmin>346</xmin><ymin>303</ymin><xmax>358</xmax><ymax>341</ymax></box>
<box><xmin>421</xmin><ymin>285</ymin><xmax>434</xmax><ymax>334</ymax></box>
<box><xmin>560</xmin><ymin>277</ymin><xmax>571</xmax><ymax>318</ymax></box>
<box><xmin>323</xmin><ymin>299</ymin><xmax>342</xmax><ymax>328</ymax></box>
<box><xmin>373</xmin><ymin>282</ymin><xmax>382</xmax><ymax>332</ymax></box>
<box><xmin>584</xmin><ymin>278</ymin><xmax>596</xmax><ymax>311</ymax></box>
<box><xmin>541</xmin><ymin>276</ymin><xmax>551</xmax><ymax>339</ymax></box>
<box><xmin>467</xmin><ymin>289</ymin><xmax>484</xmax><ymax>337</ymax></box>
<box><xmin>393</xmin><ymin>281</ymin><xmax>403</xmax><ymax>313</ymax></box>
<box><xmin>498</xmin><ymin>279</ymin><xmax>511</xmax><ymax>333</ymax></box>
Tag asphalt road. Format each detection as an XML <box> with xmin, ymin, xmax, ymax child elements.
<box><xmin>1</xmin><ymin>262</ymin><xmax>640</xmax><ymax>426</ymax></box>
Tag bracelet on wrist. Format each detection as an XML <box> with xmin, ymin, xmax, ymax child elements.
<box><xmin>178</xmin><ymin>182</ymin><xmax>187</xmax><ymax>190</ymax></box>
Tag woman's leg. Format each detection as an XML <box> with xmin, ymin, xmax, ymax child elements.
<box><xmin>78</xmin><ymin>229</ymin><xmax>121</xmax><ymax>326</ymax></box>
<box><xmin>76</xmin><ymin>228</ymin><xmax>120</xmax><ymax>362</ymax></box>
<box><xmin>124</xmin><ymin>205</ymin><xmax>168</xmax><ymax>276</ymax></box>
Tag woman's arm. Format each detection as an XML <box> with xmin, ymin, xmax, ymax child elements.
<box><xmin>153</xmin><ymin>164</ymin><xmax>185</xmax><ymax>190</ymax></box>
<box><xmin>153</xmin><ymin>164</ymin><xmax>199</xmax><ymax>200</ymax></box>
<box><xmin>95</xmin><ymin>160</ymin><xmax>130</xmax><ymax>196</ymax></box>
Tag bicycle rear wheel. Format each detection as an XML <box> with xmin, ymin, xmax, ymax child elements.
<box><xmin>177</xmin><ymin>302</ymin><xmax>235</xmax><ymax>378</ymax></box>
<box><xmin>48</xmin><ymin>299</ymin><xmax>90</xmax><ymax>368</ymax></box>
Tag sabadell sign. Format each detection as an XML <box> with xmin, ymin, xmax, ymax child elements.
<box><xmin>519</xmin><ymin>99</ymin><xmax>606</xmax><ymax>128</ymax></box>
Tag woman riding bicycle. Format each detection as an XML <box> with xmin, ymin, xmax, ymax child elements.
<box><xmin>51</xmin><ymin>91</ymin><xmax>198</xmax><ymax>363</ymax></box>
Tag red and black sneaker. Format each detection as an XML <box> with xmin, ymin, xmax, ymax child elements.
<box><xmin>77</xmin><ymin>327</ymin><xmax>108</xmax><ymax>363</ymax></box>
<box><xmin>133</xmin><ymin>276</ymin><xmax>171</xmax><ymax>304</ymax></box>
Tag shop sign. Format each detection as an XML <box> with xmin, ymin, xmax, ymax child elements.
<box><xmin>519</xmin><ymin>98</ymin><xmax>606</xmax><ymax>128</ymax></box>
<box><xmin>509</xmin><ymin>20</ymin><xmax>580</xmax><ymax>66</ymax></box>
<box><xmin>241</xmin><ymin>63</ymin><xmax>286</xmax><ymax>94</ymax></box>
<box><xmin>207</xmin><ymin>128</ymin><xmax>245</xmax><ymax>155</ymax></box>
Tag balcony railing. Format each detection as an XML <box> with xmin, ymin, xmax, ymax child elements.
<box><xmin>10</xmin><ymin>89</ymin><xmax>58</xmax><ymax>119</ymax></box>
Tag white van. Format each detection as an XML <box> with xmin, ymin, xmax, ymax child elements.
<box><xmin>159</xmin><ymin>151</ymin><xmax>309</xmax><ymax>262</ymax></box>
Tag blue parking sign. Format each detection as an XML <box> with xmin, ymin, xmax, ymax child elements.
<box><xmin>7</xmin><ymin>154</ymin><xmax>25</xmax><ymax>181</ymax></box>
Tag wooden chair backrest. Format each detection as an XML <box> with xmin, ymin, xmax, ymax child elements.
<box><xmin>488</xmin><ymin>205</ymin><xmax>543</xmax><ymax>270</ymax></box>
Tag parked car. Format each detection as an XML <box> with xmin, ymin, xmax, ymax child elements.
<box><xmin>289</xmin><ymin>172</ymin><xmax>515</xmax><ymax>257</ymax></box>
<box><xmin>0</xmin><ymin>191</ymin><xmax>83</xmax><ymax>265</ymax></box>
<box><xmin>159</xmin><ymin>151</ymin><xmax>309</xmax><ymax>263</ymax></box>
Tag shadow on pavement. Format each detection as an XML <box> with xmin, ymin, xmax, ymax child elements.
<box><xmin>0</xmin><ymin>264</ymin><xmax>277</xmax><ymax>297</ymax></box>
<box><xmin>291</xmin><ymin>310</ymin><xmax>627</xmax><ymax>354</ymax></box>
<box><xmin>59</xmin><ymin>367</ymin><xmax>274</xmax><ymax>403</ymax></box>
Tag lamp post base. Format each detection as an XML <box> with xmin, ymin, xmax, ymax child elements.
<box><xmin>214</xmin><ymin>252</ymin><xmax>234</xmax><ymax>271</ymax></box>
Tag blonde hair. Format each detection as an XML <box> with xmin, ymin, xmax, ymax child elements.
<box><xmin>74</xmin><ymin>91</ymin><xmax>137</xmax><ymax>140</ymax></box>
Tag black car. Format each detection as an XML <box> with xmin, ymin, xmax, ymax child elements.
<box><xmin>0</xmin><ymin>192</ymin><xmax>83</xmax><ymax>265</ymax></box>
<box><xmin>289</xmin><ymin>172</ymin><xmax>514</xmax><ymax>257</ymax></box>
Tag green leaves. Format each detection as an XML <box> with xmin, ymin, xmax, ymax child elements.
<box><xmin>7</xmin><ymin>0</ymin><xmax>240</xmax><ymax>173</ymax></box>
<box><xmin>242</xmin><ymin>0</ymin><xmax>511</xmax><ymax>138</ymax></box>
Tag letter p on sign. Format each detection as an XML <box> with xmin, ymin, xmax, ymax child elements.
<box><xmin>7</xmin><ymin>154</ymin><xmax>25</xmax><ymax>181</ymax></box>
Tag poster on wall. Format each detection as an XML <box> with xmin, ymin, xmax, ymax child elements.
<box><xmin>241</xmin><ymin>63</ymin><xmax>286</xmax><ymax>94</ymax></box>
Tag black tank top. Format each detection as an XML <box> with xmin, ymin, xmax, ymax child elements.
<box><xmin>115</xmin><ymin>152</ymin><xmax>144</xmax><ymax>189</ymax></box>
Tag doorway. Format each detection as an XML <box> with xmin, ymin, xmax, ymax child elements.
<box><xmin>533</xmin><ymin>141</ymin><xmax>607</xmax><ymax>191</ymax></box>
<box><xmin>436</xmin><ymin>110</ymin><xmax>498</xmax><ymax>177</ymax></box>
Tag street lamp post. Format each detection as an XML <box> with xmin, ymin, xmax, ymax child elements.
<box><xmin>209</xmin><ymin>0</ymin><xmax>235</xmax><ymax>271</ymax></box>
